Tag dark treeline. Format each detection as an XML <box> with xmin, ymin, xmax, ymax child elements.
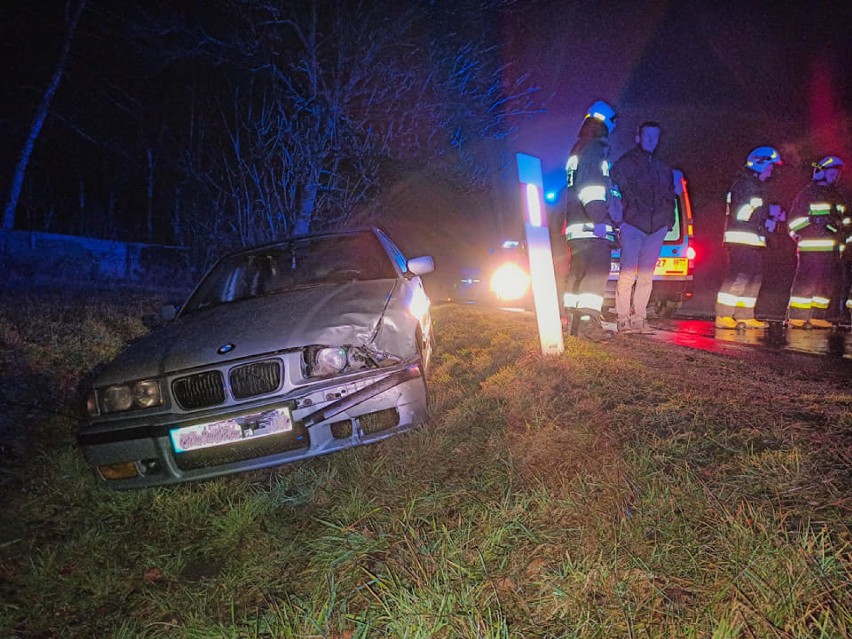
<box><xmin>1</xmin><ymin>0</ymin><xmax>542</xmax><ymax>265</ymax></box>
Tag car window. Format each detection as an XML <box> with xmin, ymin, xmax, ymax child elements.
<box><xmin>664</xmin><ymin>196</ymin><xmax>684</xmax><ymax>243</ymax></box>
<box><xmin>183</xmin><ymin>232</ymin><xmax>397</xmax><ymax>313</ymax></box>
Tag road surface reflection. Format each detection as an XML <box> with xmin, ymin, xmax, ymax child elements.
<box><xmin>650</xmin><ymin>319</ymin><xmax>851</xmax><ymax>360</ymax></box>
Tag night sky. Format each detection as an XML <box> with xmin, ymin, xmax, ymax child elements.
<box><xmin>502</xmin><ymin>0</ymin><xmax>851</xmax><ymax>199</ymax></box>
<box><xmin>1</xmin><ymin>0</ymin><xmax>850</xmax><ymax>265</ymax></box>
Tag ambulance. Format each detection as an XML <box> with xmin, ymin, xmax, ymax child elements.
<box><xmin>604</xmin><ymin>169</ymin><xmax>696</xmax><ymax>316</ymax></box>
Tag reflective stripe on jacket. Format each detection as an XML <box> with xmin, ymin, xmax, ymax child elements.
<box><xmin>723</xmin><ymin>170</ymin><xmax>770</xmax><ymax>248</ymax></box>
<box><xmin>564</xmin><ymin>135</ymin><xmax>614</xmax><ymax>242</ymax></box>
<box><xmin>788</xmin><ymin>182</ymin><xmax>849</xmax><ymax>254</ymax></box>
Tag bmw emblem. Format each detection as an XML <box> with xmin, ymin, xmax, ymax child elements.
<box><xmin>217</xmin><ymin>343</ymin><xmax>236</xmax><ymax>355</ymax></box>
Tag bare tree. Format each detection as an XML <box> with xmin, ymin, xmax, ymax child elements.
<box><xmin>3</xmin><ymin>0</ymin><xmax>87</xmax><ymax>231</ymax></box>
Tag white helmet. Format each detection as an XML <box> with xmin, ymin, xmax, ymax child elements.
<box><xmin>745</xmin><ymin>146</ymin><xmax>782</xmax><ymax>173</ymax></box>
<box><xmin>813</xmin><ymin>155</ymin><xmax>844</xmax><ymax>181</ymax></box>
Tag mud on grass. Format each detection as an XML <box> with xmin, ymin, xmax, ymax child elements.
<box><xmin>1</xmin><ymin>297</ymin><xmax>850</xmax><ymax>637</ymax></box>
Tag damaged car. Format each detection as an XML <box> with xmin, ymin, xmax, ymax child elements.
<box><xmin>77</xmin><ymin>228</ymin><xmax>434</xmax><ymax>489</ymax></box>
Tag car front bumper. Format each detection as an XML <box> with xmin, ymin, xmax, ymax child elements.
<box><xmin>77</xmin><ymin>363</ymin><xmax>428</xmax><ymax>489</ymax></box>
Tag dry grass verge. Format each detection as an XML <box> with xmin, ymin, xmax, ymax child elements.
<box><xmin>1</xmin><ymin>296</ymin><xmax>849</xmax><ymax>638</ymax></box>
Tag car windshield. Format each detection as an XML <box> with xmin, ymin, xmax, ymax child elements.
<box><xmin>183</xmin><ymin>232</ymin><xmax>397</xmax><ymax>314</ymax></box>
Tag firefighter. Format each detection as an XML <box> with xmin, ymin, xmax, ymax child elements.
<box><xmin>787</xmin><ymin>156</ymin><xmax>849</xmax><ymax>329</ymax></box>
<box><xmin>715</xmin><ymin>146</ymin><xmax>783</xmax><ymax>329</ymax></box>
<box><xmin>562</xmin><ymin>100</ymin><xmax>618</xmax><ymax>341</ymax></box>
<box><xmin>754</xmin><ymin>200</ymin><xmax>796</xmax><ymax>345</ymax></box>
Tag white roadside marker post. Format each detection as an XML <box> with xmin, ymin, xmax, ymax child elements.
<box><xmin>516</xmin><ymin>152</ymin><xmax>564</xmax><ymax>355</ymax></box>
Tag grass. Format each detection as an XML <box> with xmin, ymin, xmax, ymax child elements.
<box><xmin>0</xmin><ymin>292</ymin><xmax>850</xmax><ymax>637</ymax></box>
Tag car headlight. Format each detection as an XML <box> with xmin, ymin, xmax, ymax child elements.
<box><xmin>90</xmin><ymin>379</ymin><xmax>163</xmax><ymax>416</ymax></box>
<box><xmin>304</xmin><ymin>345</ymin><xmax>377</xmax><ymax>378</ymax></box>
<box><xmin>490</xmin><ymin>262</ymin><xmax>530</xmax><ymax>301</ymax></box>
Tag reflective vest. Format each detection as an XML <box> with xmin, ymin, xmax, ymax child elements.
<box><xmin>788</xmin><ymin>182</ymin><xmax>849</xmax><ymax>253</ymax></box>
<box><xmin>564</xmin><ymin>136</ymin><xmax>616</xmax><ymax>243</ymax></box>
<box><xmin>723</xmin><ymin>170</ymin><xmax>770</xmax><ymax>248</ymax></box>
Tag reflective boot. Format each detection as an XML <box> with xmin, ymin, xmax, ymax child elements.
<box><xmin>715</xmin><ymin>316</ymin><xmax>738</xmax><ymax>329</ymax></box>
<box><xmin>742</xmin><ymin>318</ymin><xmax>767</xmax><ymax>329</ymax></box>
<box><xmin>808</xmin><ymin>319</ymin><xmax>833</xmax><ymax>329</ymax></box>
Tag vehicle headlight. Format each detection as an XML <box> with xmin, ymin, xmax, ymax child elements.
<box><xmin>93</xmin><ymin>379</ymin><xmax>163</xmax><ymax>415</ymax></box>
<box><xmin>304</xmin><ymin>345</ymin><xmax>376</xmax><ymax>378</ymax></box>
<box><xmin>490</xmin><ymin>262</ymin><xmax>530</xmax><ymax>302</ymax></box>
<box><xmin>133</xmin><ymin>379</ymin><xmax>162</xmax><ymax>408</ymax></box>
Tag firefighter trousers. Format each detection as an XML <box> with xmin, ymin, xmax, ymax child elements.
<box><xmin>754</xmin><ymin>239</ymin><xmax>797</xmax><ymax>322</ymax></box>
<box><xmin>564</xmin><ymin>237</ymin><xmax>611</xmax><ymax>319</ymax></box>
<box><xmin>788</xmin><ymin>251</ymin><xmax>841</xmax><ymax>322</ymax></box>
<box><xmin>715</xmin><ymin>245</ymin><xmax>762</xmax><ymax>320</ymax></box>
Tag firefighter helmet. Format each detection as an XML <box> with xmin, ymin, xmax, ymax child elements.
<box><xmin>812</xmin><ymin>155</ymin><xmax>844</xmax><ymax>181</ymax></box>
<box><xmin>745</xmin><ymin>146</ymin><xmax>782</xmax><ymax>173</ymax></box>
<box><xmin>584</xmin><ymin>101</ymin><xmax>616</xmax><ymax>134</ymax></box>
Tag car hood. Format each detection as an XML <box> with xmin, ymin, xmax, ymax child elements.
<box><xmin>93</xmin><ymin>279</ymin><xmax>418</xmax><ymax>386</ymax></box>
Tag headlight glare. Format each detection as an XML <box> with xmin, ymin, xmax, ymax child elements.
<box><xmin>490</xmin><ymin>262</ymin><xmax>530</xmax><ymax>301</ymax></box>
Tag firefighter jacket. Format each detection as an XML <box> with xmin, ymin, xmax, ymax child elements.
<box><xmin>723</xmin><ymin>169</ymin><xmax>771</xmax><ymax>248</ymax></box>
<box><xmin>564</xmin><ymin>135</ymin><xmax>616</xmax><ymax>242</ymax></box>
<box><xmin>610</xmin><ymin>145</ymin><xmax>675</xmax><ymax>234</ymax></box>
<box><xmin>788</xmin><ymin>182</ymin><xmax>849</xmax><ymax>254</ymax></box>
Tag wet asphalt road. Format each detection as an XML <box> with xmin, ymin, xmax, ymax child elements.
<box><xmin>616</xmin><ymin>316</ymin><xmax>852</xmax><ymax>381</ymax></box>
<box><xmin>645</xmin><ymin>317</ymin><xmax>852</xmax><ymax>361</ymax></box>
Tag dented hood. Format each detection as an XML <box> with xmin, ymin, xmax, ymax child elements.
<box><xmin>94</xmin><ymin>279</ymin><xmax>420</xmax><ymax>386</ymax></box>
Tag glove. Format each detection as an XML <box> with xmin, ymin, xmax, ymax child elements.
<box><xmin>765</xmin><ymin>219</ymin><xmax>777</xmax><ymax>233</ymax></box>
<box><xmin>593</xmin><ymin>223</ymin><xmax>609</xmax><ymax>239</ymax></box>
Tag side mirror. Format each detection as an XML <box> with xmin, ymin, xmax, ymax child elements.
<box><xmin>407</xmin><ymin>256</ymin><xmax>435</xmax><ymax>276</ymax></box>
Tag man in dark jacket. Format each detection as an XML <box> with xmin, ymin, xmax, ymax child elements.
<box><xmin>610</xmin><ymin>121</ymin><xmax>675</xmax><ymax>334</ymax></box>
<box><xmin>562</xmin><ymin>100</ymin><xmax>618</xmax><ymax>342</ymax></box>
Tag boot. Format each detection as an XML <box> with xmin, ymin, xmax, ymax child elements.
<box><xmin>563</xmin><ymin>311</ymin><xmax>579</xmax><ymax>336</ymax></box>
<box><xmin>631</xmin><ymin>316</ymin><xmax>656</xmax><ymax>334</ymax></box>
<box><xmin>764</xmin><ymin>321</ymin><xmax>785</xmax><ymax>347</ymax></box>
<box><xmin>577</xmin><ymin>316</ymin><xmax>614</xmax><ymax>342</ymax></box>
<box><xmin>827</xmin><ymin>328</ymin><xmax>846</xmax><ymax>357</ymax></box>
<box><xmin>742</xmin><ymin>318</ymin><xmax>767</xmax><ymax>329</ymax></box>
<box><xmin>808</xmin><ymin>318</ymin><xmax>833</xmax><ymax>329</ymax></box>
<box><xmin>788</xmin><ymin>319</ymin><xmax>807</xmax><ymax>329</ymax></box>
<box><xmin>715</xmin><ymin>316</ymin><xmax>738</xmax><ymax>329</ymax></box>
<box><xmin>617</xmin><ymin>317</ymin><xmax>638</xmax><ymax>334</ymax></box>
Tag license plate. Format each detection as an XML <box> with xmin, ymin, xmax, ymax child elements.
<box><xmin>170</xmin><ymin>407</ymin><xmax>293</xmax><ymax>453</ymax></box>
<box><xmin>654</xmin><ymin>257</ymin><xmax>688</xmax><ymax>276</ymax></box>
